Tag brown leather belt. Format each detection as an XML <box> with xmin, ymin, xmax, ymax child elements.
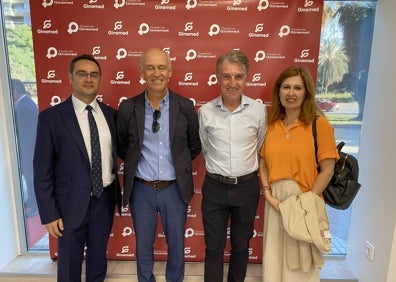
<box><xmin>135</xmin><ymin>177</ymin><xmax>176</xmax><ymax>189</ymax></box>
<box><xmin>206</xmin><ymin>171</ymin><xmax>258</xmax><ymax>185</ymax></box>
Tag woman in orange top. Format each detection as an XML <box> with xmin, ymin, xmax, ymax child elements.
<box><xmin>259</xmin><ymin>65</ymin><xmax>339</xmax><ymax>281</ymax></box>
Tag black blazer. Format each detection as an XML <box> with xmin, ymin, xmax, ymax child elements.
<box><xmin>117</xmin><ymin>91</ymin><xmax>201</xmax><ymax>207</ymax></box>
<box><xmin>34</xmin><ymin>97</ymin><xmax>121</xmax><ymax>228</ymax></box>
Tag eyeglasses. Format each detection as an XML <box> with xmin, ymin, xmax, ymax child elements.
<box><xmin>152</xmin><ymin>110</ymin><xmax>161</xmax><ymax>133</ymax></box>
<box><xmin>73</xmin><ymin>71</ymin><xmax>101</xmax><ymax>80</ymax></box>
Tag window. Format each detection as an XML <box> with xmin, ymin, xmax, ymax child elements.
<box><xmin>317</xmin><ymin>1</ymin><xmax>377</xmax><ymax>255</ymax></box>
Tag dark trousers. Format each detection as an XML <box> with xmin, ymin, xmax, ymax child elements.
<box><xmin>201</xmin><ymin>175</ymin><xmax>260</xmax><ymax>282</ymax></box>
<box><xmin>57</xmin><ymin>187</ymin><xmax>115</xmax><ymax>282</ymax></box>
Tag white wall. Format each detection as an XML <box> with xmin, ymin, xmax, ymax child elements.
<box><xmin>346</xmin><ymin>0</ymin><xmax>396</xmax><ymax>281</ymax></box>
<box><xmin>0</xmin><ymin>30</ymin><xmax>21</xmax><ymax>268</ymax></box>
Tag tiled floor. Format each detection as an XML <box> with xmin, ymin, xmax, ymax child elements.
<box><xmin>0</xmin><ymin>254</ymin><xmax>357</xmax><ymax>281</ymax></box>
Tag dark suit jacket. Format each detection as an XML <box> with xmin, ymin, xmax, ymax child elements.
<box><xmin>34</xmin><ymin>97</ymin><xmax>121</xmax><ymax>228</ymax></box>
<box><xmin>117</xmin><ymin>91</ymin><xmax>201</xmax><ymax>207</ymax></box>
<box><xmin>14</xmin><ymin>95</ymin><xmax>38</xmax><ymax>202</ymax></box>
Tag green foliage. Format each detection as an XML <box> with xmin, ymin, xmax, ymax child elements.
<box><xmin>316</xmin><ymin>92</ymin><xmax>355</xmax><ymax>103</ymax></box>
<box><xmin>327</xmin><ymin>114</ymin><xmax>362</xmax><ymax>125</ymax></box>
<box><xmin>5</xmin><ymin>24</ymin><xmax>35</xmax><ymax>82</ymax></box>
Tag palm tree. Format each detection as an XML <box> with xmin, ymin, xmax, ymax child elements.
<box><xmin>318</xmin><ymin>35</ymin><xmax>349</xmax><ymax>94</ymax></box>
<box><xmin>333</xmin><ymin>3</ymin><xmax>377</xmax><ymax>121</ymax></box>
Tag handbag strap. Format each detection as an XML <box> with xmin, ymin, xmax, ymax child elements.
<box><xmin>312</xmin><ymin>116</ymin><xmax>319</xmax><ymax>168</ymax></box>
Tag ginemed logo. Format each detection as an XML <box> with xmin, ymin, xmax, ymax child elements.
<box><xmin>208</xmin><ymin>24</ymin><xmax>220</xmax><ymax>36</ymax></box>
<box><xmin>185</xmin><ymin>0</ymin><xmax>197</xmax><ymax>10</ymax></box>
<box><xmin>298</xmin><ymin>0</ymin><xmax>320</xmax><ymax>12</ymax></box>
<box><xmin>186</xmin><ymin>0</ymin><xmax>218</xmax><ymax>10</ymax></box>
<box><xmin>42</xmin><ymin>0</ymin><xmax>74</xmax><ymax>8</ymax></box>
<box><xmin>179</xmin><ymin>72</ymin><xmax>199</xmax><ymax>87</ymax></box>
<box><xmin>137</xmin><ymin>22</ymin><xmax>169</xmax><ymax>35</ymax></box>
<box><xmin>67</xmin><ymin>22</ymin><xmax>99</xmax><ymax>33</ymax></box>
<box><xmin>37</xmin><ymin>20</ymin><xmax>59</xmax><ymax>35</ymax></box>
<box><xmin>116</xmin><ymin>48</ymin><xmax>127</xmax><ymax>60</ymax></box>
<box><xmin>41</xmin><ymin>70</ymin><xmax>62</xmax><ymax>84</ymax></box>
<box><xmin>110</xmin><ymin>71</ymin><xmax>131</xmax><ymax>85</ymax></box>
<box><xmin>92</xmin><ymin>46</ymin><xmax>107</xmax><ymax>60</ymax></box>
<box><xmin>178</xmin><ymin>22</ymin><xmax>199</xmax><ymax>37</ymax></box>
<box><xmin>249</xmin><ymin>23</ymin><xmax>269</xmax><ymax>38</ymax></box>
<box><xmin>185</xmin><ymin>49</ymin><xmax>197</xmax><ymax>61</ymax></box>
<box><xmin>121</xmin><ymin>226</ymin><xmax>134</xmax><ymax>237</ymax></box>
<box><xmin>208</xmin><ymin>23</ymin><xmax>239</xmax><ymax>36</ymax></box>
<box><xmin>155</xmin><ymin>0</ymin><xmax>176</xmax><ymax>10</ymax></box>
<box><xmin>42</xmin><ymin>0</ymin><xmax>54</xmax><ymax>7</ymax></box>
<box><xmin>185</xmin><ymin>228</ymin><xmax>195</xmax><ymax>238</ymax></box>
<box><xmin>207</xmin><ymin>74</ymin><xmax>217</xmax><ymax>86</ymax></box>
<box><xmin>254</xmin><ymin>50</ymin><xmax>266</xmax><ymax>62</ymax></box>
<box><xmin>138</xmin><ymin>23</ymin><xmax>150</xmax><ymax>35</ymax></box>
<box><xmin>50</xmin><ymin>96</ymin><xmax>62</xmax><ymax>106</ymax></box>
<box><xmin>278</xmin><ymin>25</ymin><xmax>291</xmax><ymax>37</ymax></box>
<box><xmin>114</xmin><ymin>0</ymin><xmax>125</xmax><ymax>9</ymax></box>
<box><xmin>108</xmin><ymin>21</ymin><xmax>129</xmax><ymax>36</ymax></box>
<box><xmin>67</xmin><ymin>22</ymin><xmax>79</xmax><ymax>34</ymax></box>
<box><xmin>227</xmin><ymin>0</ymin><xmax>248</xmax><ymax>11</ymax></box>
<box><xmin>257</xmin><ymin>0</ymin><xmax>269</xmax><ymax>11</ymax></box>
<box><xmin>43</xmin><ymin>20</ymin><xmax>51</xmax><ymax>29</ymax></box>
<box><xmin>294</xmin><ymin>49</ymin><xmax>315</xmax><ymax>63</ymax></box>
<box><xmin>47</xmin><ymin>70</ymin><xmax>56</xmax><ymax>79</ymax></box>
<box><xmin>246</xmin><ymin>73</ymin><xmax>267</xmax><ymax>87</ymax></box>
<box><xmin>46</xmin><ymin>47</ymin><xmax>58</xmax><ymax>59</ymax></box>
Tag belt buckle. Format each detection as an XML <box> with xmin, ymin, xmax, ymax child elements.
<box><xmin>153</xmin><ymin>181</ymin><xmax>162</xmax><ymax>189</ymax></box>
<box><xmin>229</xmin><ymin>177</ymin><xmax>238</xmax><ymax>185</ymax></box>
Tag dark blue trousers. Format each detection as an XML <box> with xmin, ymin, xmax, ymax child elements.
<box><xmin>57</xmin><ymin>188</ymin><xmax>114</xmax><ymax>282</ymax></box>
<box><xmin>131</xmin><ymin>181</ymin><xmax>187</xmax><ymax>282</ymax></box>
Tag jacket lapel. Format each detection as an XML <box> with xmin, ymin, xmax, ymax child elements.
<box><xmin>61</xmin><ymin>97</ymin><xmax>89</xmax><ymax>161</ymax></box>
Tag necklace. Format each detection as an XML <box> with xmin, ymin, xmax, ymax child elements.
<box><xmin>283</xmin><ymin>118</ymin><xmax>298</xmax><ymax>127</ymax></box>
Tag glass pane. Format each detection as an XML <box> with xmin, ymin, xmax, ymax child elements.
<box><xmin>318</xmin><ymin>1</ymin><xmax>377</xmax><ymax>255</ymax></box>
<box><xmin>3</xmin><ymin>0</ymin><xmax>47</xmax><ymax>251</ymax></box>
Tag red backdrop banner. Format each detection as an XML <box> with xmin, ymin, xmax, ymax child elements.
<box><xmin>30</xmin><ymin>0</ymin><xmax>323</xmax><ymax>263</ymax></box>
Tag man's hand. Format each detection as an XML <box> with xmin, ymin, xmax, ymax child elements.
<box><xmin>45</xmin><ymin>218</ymin><xmax>64</xmax><ymax>238</ymax></box>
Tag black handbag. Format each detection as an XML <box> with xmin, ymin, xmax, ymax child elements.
<box><xmin>312</xmin><ymin>118</ymin><xmax>361</xmax><ymax>210</ymax></box>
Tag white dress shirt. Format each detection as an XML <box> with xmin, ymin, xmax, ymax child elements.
<box><xmin>72</xmin><ymin>96</ymin><xmax>115</xmax><ymax>187</ymax></box>
<box><xmin>198</xmin><ymin>94</ymin><xmax>267</xmax><ymax>177</ymax></box>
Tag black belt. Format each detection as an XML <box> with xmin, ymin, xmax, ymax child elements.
<box><xmin>206</xmin><ymin>171</ymin><xmax>258</xmax><ymax>185</ymax></box>
<box><xmin>135</xmin><ymin>177</ymin><xmax>176</xmax><ymax>189</ymax></box>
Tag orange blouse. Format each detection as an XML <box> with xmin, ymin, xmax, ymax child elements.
<box><xmin>260</xmin><ymin>116</ymin><xmax>339</xmax><ymax>192</ymax></box>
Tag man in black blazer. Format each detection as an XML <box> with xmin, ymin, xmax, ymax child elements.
<box><xmin>117</xmin><ymin>48</ymin><xmax>201</xmax><ymax>282</ymax></box>
<box><xmin>34</xmin><ymin>54</ymin><xmax>121</xmax><ymax>282</ymax></box>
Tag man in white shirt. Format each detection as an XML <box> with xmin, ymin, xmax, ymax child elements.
<box><xmin>198</xmin><ymin>50</ymin><xmax>267</xmax><ymax>282</ymax></box>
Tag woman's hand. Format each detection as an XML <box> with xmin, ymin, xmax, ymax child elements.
<box><xmin>264</xmin><ymin>190</ymin><xmax>281</xmax><ymax>212</ymax></box>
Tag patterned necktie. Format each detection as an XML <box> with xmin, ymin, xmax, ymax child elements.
<box><xmin>86</xmin><ymin>105</ymin><xmax>103</xmax><ymax>197</ymax></box>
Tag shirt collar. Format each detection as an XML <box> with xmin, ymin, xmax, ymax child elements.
<box><xmin>144</xmin><ymin>91</ymin><xmax>170</xmax><ymax>109</ymax></box>
<box><xmin>215</xmin><ymin>94</ymin><xmax>250</xmax><ymax>112</ymax></box>
<box><xmin>72</xmin><ymin>95</ymin><xmax>99</xmax><ymax>114</ymax></box>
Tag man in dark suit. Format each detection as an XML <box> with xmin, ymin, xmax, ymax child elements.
<box><xmin>12</xmin><ymin>78</ymin><xmax>39</xmax><ymax>218</ymax></box>
<box><xmin>34</xmin><ymin>54</ymin><xmax>121</xmax><ymax>282</ymax></box>
<box><xmin>117</xmin><ymin>48</ymin><xmax>201</xmax><ymax>282</ymax></box>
